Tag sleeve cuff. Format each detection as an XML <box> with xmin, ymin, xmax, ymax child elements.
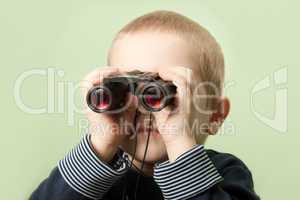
<box><xmin>153</xmin><ymin>145</ymin><xmax>223</xmax><ymax>200</ymax></box>
<box><xmin>58</xmin><ymin>134</ymin><xmax>127</xmax><ymax>200</ymax></box>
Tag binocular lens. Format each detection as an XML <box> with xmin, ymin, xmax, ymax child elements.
<box><xmin>143</xmin><ymin>87</ymin><xmax>164</xmax><ymax>110</ymax></box>
<box><xmin>90</xmin><ymin>88</ymin><xmax>111</xmax><ymax>110</ymax></box>
<box><xmin>145</xmin><ymin>94</ymin><xmax>162</xmax><ymax>109</ymax></box>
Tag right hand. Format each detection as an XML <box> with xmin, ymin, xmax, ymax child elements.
<box><xmin>81</xmin><ymin>67</ymin><xmax>137</xmax><ymax>163</ymax></box>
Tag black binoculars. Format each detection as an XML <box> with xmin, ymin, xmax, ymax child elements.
<box><xmin>86</xmin><ymin>70</ymin><xmax>177</xmax><ymax>113</ymax></box>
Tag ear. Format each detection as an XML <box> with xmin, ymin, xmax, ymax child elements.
<box><xmin>207</xmin><ymin>97</ymin><xmax>230</xmax><ymax>135</ymax></box>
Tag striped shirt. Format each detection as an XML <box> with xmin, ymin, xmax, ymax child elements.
<box><xmin>58</xmin><ymin>134</ymin><xmax>223</xmax><ymax>200</ymax></box>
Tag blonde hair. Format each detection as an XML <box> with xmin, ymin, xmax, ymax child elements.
<box><xmin>108</xmin><ymin>10</ymin><xmax>224</xmax><ymax>110</ymax></box>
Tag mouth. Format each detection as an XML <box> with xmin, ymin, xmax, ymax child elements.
<box><xmin>134</xmin><ymin>121</ymin><xmax>160</xmax><ymax>137</ymax></box>
<box><xmin>136</xmin><ymin>126</ymin><xmax>159</xmax><ymax>135</ymax></box>
<box><xmin>134</xmin><ymin>112</ymin><xmax>160</xmax><ymax>136</ymax></box>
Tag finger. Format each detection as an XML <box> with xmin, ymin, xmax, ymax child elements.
<box><xmin>81</xmin><ymin>66</ymin><xmax>120</xmax><ymax>98</ymax></box>
<box><xmin>169</xmin><ymin>66</ymin><xmax>195</xmax><ymax>87</ymax></box>
<box><xmin>158</xmin><ymin>66</ymin><xmax>193</xmax><ymax>92</ymax></box>
<box><xmin>159</xmin><ymin>67</ymin><xmax>193</xmax><ymax>114</ymax></box>
<box><xmin>158</xmin><ymin>67</ymin><xmax>186</xmax><ymax>87</ymax></box>
<box><xmin>159</xmin><ymin>67</ymin><xmax>193</xmax><ymax>100</ymax></box>
<box><xmin>81</xmin><ymin>66</ymin><xmax>119</xmax><ymax>87</ymax></box>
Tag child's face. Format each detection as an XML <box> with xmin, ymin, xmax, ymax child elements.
<box><xmin>109</xmin><ymin>32</ymin><xmax>199</xmax><ymax>164</ymax></box>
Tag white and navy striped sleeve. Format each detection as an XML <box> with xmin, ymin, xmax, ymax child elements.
<box><xmin>153</xmin><ymin>145</ymin><xmax>223</xmax><ymax>200</ymax></box>
<box><xmin>58</xmin><ymin>134</ymin><xmax>127</xmax><ymax>200</ymax></box>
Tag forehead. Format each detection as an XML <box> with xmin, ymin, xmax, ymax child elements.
<box><xmin>108</xmin><ymin>32</ymin><xmax>197</xmax><ymax>73</ymax></box>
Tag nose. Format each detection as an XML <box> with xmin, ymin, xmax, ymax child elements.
<box><xmin>125</xmin><ymin>93</ymin><xmax>138</xmax><ymax>108</ymax></box>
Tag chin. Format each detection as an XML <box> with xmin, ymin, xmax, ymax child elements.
<box><xmin>133</xmin><ymin>131</ymin><xmax>168</xmax><ymax>164</ymax></box>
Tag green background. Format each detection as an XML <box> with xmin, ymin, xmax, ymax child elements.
<box><xmin>1</xmin><ymin>0</ymin><xmax>299</xmax><ymax>199</ymax></box>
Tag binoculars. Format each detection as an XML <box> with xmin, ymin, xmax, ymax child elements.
<box><xmin>86</xmin><ymin>70</ymin><xmax>177</xmax><ymax>113</ymax></box>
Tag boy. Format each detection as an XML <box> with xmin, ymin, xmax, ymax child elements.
<box><xmin>31</xmin><ymin>10</ymin><xmax>260</xmax><ymax>200</ymax></box>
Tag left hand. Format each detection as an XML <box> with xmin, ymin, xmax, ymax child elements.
<box><xmin>153</xmin><ymin>66</ymin><xmax>198</xmax><ymax>162</ymax></box>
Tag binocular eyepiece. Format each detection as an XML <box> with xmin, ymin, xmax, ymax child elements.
<box><xmin>86</xmin><ymin>70</ymin><xmax>177</xmax><ymax>113</ymax></box>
